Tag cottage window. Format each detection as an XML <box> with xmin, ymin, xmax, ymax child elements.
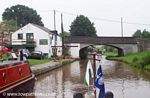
<box><xmin>18</xmin><ymin>34</ymin><xmax>23</xmax><ymax>39</ymax></box>
<box><xmin>39</xmin><ymin>39</ymin><xmax>48</xmax><ymax>45</ymax></box>
<box><xmin>26</xmin><ymin>33</ymin><xmax>34</xmax><ymax>41</ymax></box>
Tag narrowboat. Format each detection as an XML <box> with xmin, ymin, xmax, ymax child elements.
<box><xmin>0</xmin><ymin>60</ymin><xmax>35</xmax><ymax>97</ymax></box>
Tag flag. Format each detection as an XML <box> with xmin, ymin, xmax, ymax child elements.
<box><xmin>84</xmin><ymin>60</ymin><xmax>94</xmax><ymax>86</ymax></box>
<box><xmin>94</xmin><ymin>64</ymin><xmax>105</xmax><ymax>98</ymax></box>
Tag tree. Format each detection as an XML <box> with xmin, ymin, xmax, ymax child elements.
<box><xmin>133</xmin><ymin>29</ymin><xmax>142</xmax><ymax>38</ymax></box>
<box><xmin>133</xmin><ymin>29</ymin><xmax>150</xmax><ymax>38</ymax></box>
<box><xmin>69</xmin><ymin>15</ymin><xmax>97</xmax><ymax>36</ymax></box>
<box><xmin>142</xmin><ymin>29</ymin><xmax>150</xmax><ymax>38</ymax></box>
<box><xmin>3</xmin><ymin>19</ymin><xmax>17</xmax><ymax>32</ymax></box>
<box><xmin>59</xmin><ymin>31</ymin><xmax>70</xmax><ymax>38</ymax></box>
<box><xmin>2</xmin><ymin>4</ymin><xmax>44</xmax><ymax>28</ymax></box>
<box><xmin>0</xmin><ymin>22</ymin><xmax>5</xmax><ymax>32</ymax></box>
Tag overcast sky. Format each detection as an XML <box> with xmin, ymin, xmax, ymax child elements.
<box><xmin>1</xmin><ymin>0</ymin><xmax>150</xmax><ymax>37</ymax></box>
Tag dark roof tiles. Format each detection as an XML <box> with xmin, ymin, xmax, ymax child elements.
<box><xmin>30</xmin><ymin>23</ymin><xmax>57</xmax><ymax>35</ymax></box>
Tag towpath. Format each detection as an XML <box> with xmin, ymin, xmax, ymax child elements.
<box><xmin>30</xmin><ymin>59</ymin><xmax>76</xmax><ymax>76</ymax></box>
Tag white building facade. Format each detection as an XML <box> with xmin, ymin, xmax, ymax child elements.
<box><xmin>11</xmin><ymin>23</ymin><xmax>62</xmax><ymax>57</ymax></box>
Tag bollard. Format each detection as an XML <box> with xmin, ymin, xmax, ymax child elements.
<box><xmin>73</xmin><ymin>93</ymin><xmax>83</xmax><ymax>98</ymax></box>
<box><xmin>104</xmin><ymin>91</ymin><xmax>114</xmax><ymax>98</ymax></box>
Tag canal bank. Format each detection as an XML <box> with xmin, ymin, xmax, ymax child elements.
<box><xmin>31</xmin><ymin>59</ymin><xmax>76</xmax><ymax>76</ymax></box>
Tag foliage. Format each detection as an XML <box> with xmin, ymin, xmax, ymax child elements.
<box><xmin>133</xmin><ymin>29</ymin><xmax>142</xmax><ymax>38</ymax></box>
<box><xmin>3</xmin><ymin>19</ymin><xmax>17</xmax><ymax>32</ymax></box>
<box><xmin>131</xmin><ymin>54</ymin><xmax>150</xmax><ymax>68</ymax></box>
<box><xmin>117</xmin><ymin>51</ymin><xmax>150</xmax><ymax>70</ymax></box>
<box><xmin>69</xmin><ymin>15</ymin><xmax>97</xmax><ymax>36</ymax></box>
<box><xmin>0</xmin><ymin>21</ymin><xmax>5</xmax><ymax>31</ymax></box>
<box><xmin>142</xmin><ymin>30</ymin><xmax>150</xmax><ymax>38</ymax></box>
<box><xmin>2</xmin><ymin>4</ymin><xmax>44</xmax><ymax>28</ymax></box>
<box><xmin>144</xmin><ymin>65</ymin><xmax>150</xmax><ymax>70</ymax></box>
<box><xmin>103</xmin><ymin>45</ymin><xmax>118</xmax><ymax>55</ymax></box>
<box><xmin>104</xmin><ymin>52</ymin><xmax>118</xmax><ymax>57</ymax></box>
<box><xmin>59</xmin><ymin>31</ymin><xmax>70</xmax><ymax>38</ymax></box>
<box><xmin>132</xmin><ymin>57</ymin><xmax>138</xmax><ymax>63</ymax></box>
<box><xmin>133</xmin><ymin>29</ymin><xmax>150</xmax><ymax>38</ymax></box>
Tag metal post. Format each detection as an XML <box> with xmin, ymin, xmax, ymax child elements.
<box><xmin>93</xmin><ymin>53</ymin><xmax>96</xmax><ymax>82</ymax></box>
<box><xmin>61</xmin><ymin>13</ymin><xmax>65</xmax><ymax>56</ymax></box>
<box><xmin>92</xmin><ymin>52</ymin><xmax>96</xmax><ymax>98</ymax></box>
<box><xmin>121</xmin><ymin>17</ymin><xmax>123</xmax><ymax>37</ymax></box>
<box><xmin>53</xmin><ymin>10</ymin><xmax>57</xmax><ymax>57</ymax></box>
<box><xmin>54</xmin><ymin>10</ymin><xmax>56</xmax><ymax>30</ymax></box>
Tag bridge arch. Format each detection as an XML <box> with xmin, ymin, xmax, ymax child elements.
<box><xmin>79</xmin><ymin>44</ymin><xmax>124</xmax><ymax>59</ymax></box>
<box><xmin>103</xmin><ymin>44</ymin><xmax>124</xmax><ymax>56</ymax></box>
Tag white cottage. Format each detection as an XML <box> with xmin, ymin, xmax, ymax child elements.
<box><xmin>11</xmin><ymin>23</ymin><xmax>62</xmax><ymax>57</ymax></box>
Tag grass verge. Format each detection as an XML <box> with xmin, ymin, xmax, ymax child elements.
<box><xmin>28</xmin><ymin>59</ymin><xmax>51</xmax><ymax>66</ymax></box>
<box><xmin>103</xmin><ymin>52</ymin><xmax>118</xmax><ymax>57</ymax></box>
<box><xmin>111</xmin><ymin>51</ymin><xmax>150</xmax><ymax>70</ymax></box>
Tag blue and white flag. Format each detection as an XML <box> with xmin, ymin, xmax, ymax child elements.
<box><xmin>94</xmin><ymin>64</ymin><xmax>105</xmax><ymax>98</ymax></box>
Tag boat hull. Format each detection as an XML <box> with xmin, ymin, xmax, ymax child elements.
<box><xmin>0</xmin><ymin>74</ymin><xmax>35</xmax><ymax>98</ymax></box>
<box><xmin>0</xmin><ymin>61</ymin><xmax>35</xmax><ymax>98</ymax></box>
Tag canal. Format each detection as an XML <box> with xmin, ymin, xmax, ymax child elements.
<box><xmin>31</xmin><ymin>56</ymin><xmax>150</xmax><ymax>98</ymax></box>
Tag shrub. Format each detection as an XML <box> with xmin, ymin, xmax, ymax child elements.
<box><xmin>132</xmin><ymin>57</ymin><xmax>138</xmax><ymax>63</ymax></box>
<box><xmin>143</xmin><ymin>54</ymin><xmax>150</xmax><ymax>65</ymax></box>
<box><xmin>132</xmin><ymin>54</ymin><xmax>150</xmax><ymax>68</ymax></box>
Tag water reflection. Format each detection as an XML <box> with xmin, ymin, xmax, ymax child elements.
<box><xmin>30</xmin><ymin>56</ymin><xmax>150</xmax><ymax>98</ymax></box>
<box><xmin>32</xmin><ymin>61</ymin><xmax>87</xmax><ymax>98</ymax></box>
<box><xmin>100</xmin><ymin>56</ymin><xmax>150</xmax><ymax>98</ymax></box>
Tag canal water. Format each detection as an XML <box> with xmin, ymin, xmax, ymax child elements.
<box><xmin>31</xmin><ymin>56</ymin><xmax>150</xmax><ymax>98</ymax></box>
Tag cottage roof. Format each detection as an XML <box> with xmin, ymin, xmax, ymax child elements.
<box><xmin>30</xmin><ymin>23</ymin><xmax>57</xmax><ymax>35</ymax></box>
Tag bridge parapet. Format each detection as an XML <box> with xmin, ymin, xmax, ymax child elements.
<box><xmin>64</xmin><ymin>36</ymin><xmax>150</xmax><ymax>57</ymax></box>
<box><xmin>64</xmin><ymin>36</ymin><xmax>137</xmax><ymax>44</ymax></box>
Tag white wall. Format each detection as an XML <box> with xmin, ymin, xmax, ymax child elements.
<box><xmin>12</xmin><ymin>23</ymin><xmax>63</xmax><ymax>57</ymax></box>
<box><xmin>12</xmin><ymin>23</ymin><xmax>51</xmax><ymax>57</ymax></box>
<box><xmin>68</xmin><ymin>43</ymin><xmax>80</xmax><ymax>58</ymax></box>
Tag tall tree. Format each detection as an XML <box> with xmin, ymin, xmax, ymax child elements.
<box><xmin>142</xmin><ymin>29</ymin><xmax>150</xmax><ymax>38</ymax></box>
<box><xmin>133</xmin><ymin>29</ymin><xmax>150</xmax><ymax>38</ymax></box>
<box><xmin>133</xmin><ymin>29</ymin><xmax>142</xmax><ymax>38</ymax></box>
<box><xmin>2</xmin><ymin>4</ymin><xmax>44</xmax><ymax>28</ymax></box>
<box><xmin>69</xmin><ymin>15</ymin><xmax>97</xmax><ymax>36</ymax></box>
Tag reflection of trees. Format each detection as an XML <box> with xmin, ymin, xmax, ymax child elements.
<box><xmin>103</xmin><ymin>61</ymin><xmax>150</xmax><ymax>82</ymax></box>
<box><xmin>103</xmin><ymin>61</ymin><xmax>150</xmax><ymax>98</ymax></box>
<box><xmin>33</xmin><ymin>61</ymin><xmax>97</xmax><ymax>98</ymax></box>
<box><xmin>63</xmin><ymin>61</ymin><xmax>83</xmax><ymax>84</ymax></box>
<box><xmin>62</xmin><ymin>61</ymin><xmax>88</xmax><ymax>94</ymax></box>
<box><xmin>132</xmin><ymin>68</ymin><xmax>150</xmax><ymax>81</ymax></box>
<box><xmin>103</xmin><ymin>62</ymin><xmax>140</xmax><ymax>80</ymax></box>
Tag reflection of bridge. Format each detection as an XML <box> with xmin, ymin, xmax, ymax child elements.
<box><xmin>64</xmin><ymin>36</ymin><xmax>150</xmax><ymax>57</ymax></box>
